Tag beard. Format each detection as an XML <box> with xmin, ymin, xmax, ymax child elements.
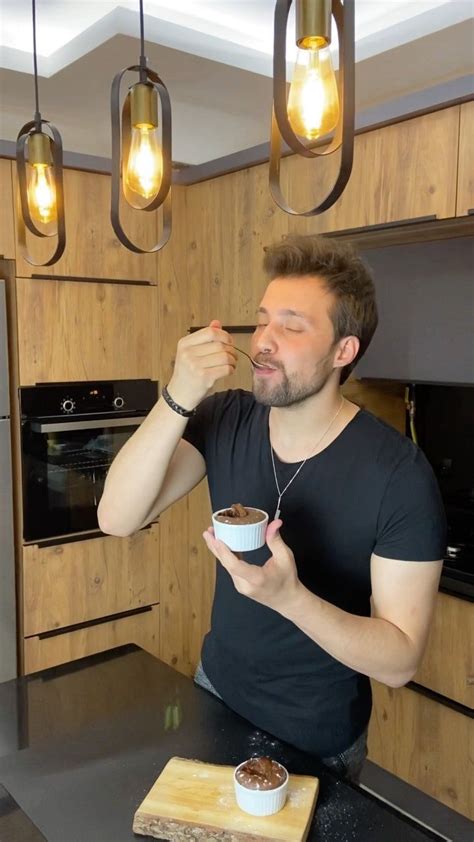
<box><xmin>252</xmin><ymin>351</ymin><xmax>336</xmax><ymax>407</ymax></box>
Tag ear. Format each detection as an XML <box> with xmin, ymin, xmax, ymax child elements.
<box><xmin>333</xmin><ymin>336</ymin><xmax>360</xmax><ymax>370</ymax></box>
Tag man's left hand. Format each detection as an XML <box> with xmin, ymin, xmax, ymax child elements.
<box><xmin>202</xmin><ymin>520</ymin><xmax>302</xmax><ymax>615</ymax></box>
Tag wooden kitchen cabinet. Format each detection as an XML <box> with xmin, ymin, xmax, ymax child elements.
<box><xmin>23</xmin><ymin>604</ymin><xmax>160</xmax><ymax>674</ymax></box>
<box><xmin>13</xmin><ymin>166</ymin><xmax>159</xmax><ymax>282</ymax></box>
<box><xmin>23</xmin><ymin>525</ymin><xmax>160</xmax><ymax>637</ymax></box>
<box><xmin>414</xmin><ymin>592</ymin><xmax>473</xmax><ymax>708</ymax></box>
<box><xmin>0</xmin><ymin>158</ymin><xmax>15</xmax><ymax>259</ymax></box>
<box><xmin>456</xmin><ymin>100</ymin><xmax>474</xmax><ymax>216</ymax></box>
<box><xmin>285</xmin><ymin>106</ymin><xmax>459</xmax><ymax>235</ymax></box>
<box><xmin>15</xmin><ymin>276</ymin><xmax>158</xmax><ymax>384</ymax></box>
<box><xmin>368</xmin><ymin>680</ymin><xmax>473</xmax><ymax>819</ymax></box>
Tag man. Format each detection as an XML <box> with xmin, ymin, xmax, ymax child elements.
<box><xmin>98</xmin><ymin>235</ymin><xmax>446</xmax><ymax>783</ymax></box>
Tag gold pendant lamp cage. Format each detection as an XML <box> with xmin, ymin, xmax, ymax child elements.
<box><xmin>16</xmin><ymin>0</ymin><xmax>66</xmax><ymax>266</ymax></box>
<box><xmin>270</xmin><ymin>0</ymin><xmax>355</xmax><ymax>216</ymax></box>
<box><xmin>110</xmin><ymin>0</ymin><xmax>172</xmax><ymax>253</ymax></box>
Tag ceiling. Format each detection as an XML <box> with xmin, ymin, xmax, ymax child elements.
<box><xmin>0</xmin><ymin>1</ymin><xmax>472</xmax><ymax>165</ymax></box>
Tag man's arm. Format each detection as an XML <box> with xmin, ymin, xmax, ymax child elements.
<box><xmin>203</xmin><ymin>523</ymin><xmax>443</xmax><ymax>688</ymax></box>
<box><xmin>281</xmin><ymin>552</ymin><xmax>442</xmax><ymax>687</ymax></box>
<box><xmin>98</xmin><ymin>408</ymin><xmax>207</xmax><ymax>537</ymax></box>
<box><xmin>98</xmin><ymin>320</ymin><xmax>236</xmax><ymax>537</ymax></box>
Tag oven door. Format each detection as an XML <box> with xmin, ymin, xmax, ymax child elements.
<box><xmin>21</xmin><ymin>415</ymin><xmax>146</xmax><ymax>544</ymax></box>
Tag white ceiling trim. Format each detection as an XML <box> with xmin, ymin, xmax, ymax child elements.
<box><xmin>0</xmin><ymin>2</ymin><xmax>472</xmax><ymax>80</ymax></box>
<box><xmin>0</xmin><ymin>7</ymin><xmax>274</xmax><ymax>78</ymax></box>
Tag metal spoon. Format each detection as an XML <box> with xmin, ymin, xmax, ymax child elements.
<box><xmin>226</xmin><ymin>344</ymin><xmax>268</xmax><ymax>369</ymax></box>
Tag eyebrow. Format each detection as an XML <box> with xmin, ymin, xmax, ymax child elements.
<box><xmin>256</xmin><ymin>306</ymin><xmax>313</xmax><ymax>322</ymax></box>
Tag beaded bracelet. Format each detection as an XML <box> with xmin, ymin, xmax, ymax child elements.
<box><xmin>161</xmin><ymin>385</ymin><xmax>196</xmax><ymax>417</ymax></box>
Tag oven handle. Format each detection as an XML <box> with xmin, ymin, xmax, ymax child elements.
<box><xmin>29</xmin><ymin>416</ymin><xmax>148</xmax><ymax>433</ymax></box>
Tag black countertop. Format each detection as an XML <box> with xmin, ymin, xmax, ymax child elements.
<box><xmin>0</xmin><ymin>645</ymin><xmax>445</xmax><ymax>842</ymax></box>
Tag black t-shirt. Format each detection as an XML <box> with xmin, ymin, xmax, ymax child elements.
<box><xmin>182</xmin><ymin>389</ymin><xmax>446</xmax><ymax>757</ymax></box>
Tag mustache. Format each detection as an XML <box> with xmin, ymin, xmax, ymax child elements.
<box><xmin>254</xmin><ymin>358</ymin><xmax>283</xmax><ymax>370</ymax></box>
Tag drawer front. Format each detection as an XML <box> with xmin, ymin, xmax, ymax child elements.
<box><xmin>369</xmin><ymin>680</ymin><xmax>473</xmax><ymax>820</ymax></box>
<box><xmin>23</xmin><ymin>604</ymin><xmax>160</xmax><ymax>674</ymax></box>
<box><xmin>23</xmin><ymin>526</ymin><xmax>159</xmax><ymax>636</ymax></box>
<box><xmin>414</xmin><ymin>592</ymin><xmax>473</xmax><ymax>708</ymax></box>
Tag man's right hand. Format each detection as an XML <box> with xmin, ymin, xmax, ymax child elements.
<box><xmin>167</xmin><ymin>319</ymin><xmax>237</xmax><ymax>411</ymax></box>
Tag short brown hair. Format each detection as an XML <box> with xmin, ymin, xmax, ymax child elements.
<box><xmin>263</xmin><ymin>234</ymin><xmax>378</xmax><ymax>384</ymax></box>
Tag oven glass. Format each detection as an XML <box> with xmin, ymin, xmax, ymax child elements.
<box><xmin>22</xmin><ymin>422</ymin><xmax>137</xmax><ymax>542</ymax></box>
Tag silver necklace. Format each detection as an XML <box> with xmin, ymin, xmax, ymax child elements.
<box><xmin>270</xmin><ymin>397</ymin><xmax>345</xmax><ymax>520</ymax></box>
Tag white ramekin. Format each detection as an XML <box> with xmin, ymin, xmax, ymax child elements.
<box><xmin>233</xmin><ymin>759</ymin><xmax>289</xmax><ymax>817</ymax></box>
<box><xmin>212</xmin><ymin>508</ymin><xmax>269</xmax><ymax>552</ymax></box>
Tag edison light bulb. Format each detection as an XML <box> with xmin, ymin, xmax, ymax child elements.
<box><xmin>287</xmin><ymin>45</ymin><xmax>339</xmax><ymax>140</ymax></box>
<box><xmin>125</xmin><ymin>124</ymin><xmax>162</xmax><ymax>199</ymax></box>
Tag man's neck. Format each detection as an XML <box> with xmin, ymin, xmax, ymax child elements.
<box><xmin>268</xmin><ymin>383</ymin><xmax>357</xmax><ymax>460</ymax></box>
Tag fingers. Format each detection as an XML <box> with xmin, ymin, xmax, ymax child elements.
<box><xmin>266</xmin><ymin>519</ymin><xmax>283</xmax><ymax>541</ymax></box>
<box><xmin>202</xmin><ymin>530</ymin><xmax>261</xmax><ymax>583</ymax></box>
<box><xmin>170</xmin><ymin>320</ymin><xmax>237</xmax><ymax>409</ymax></box>
<box><xmin>183</xmin><ymin>324</ymin><xmax>233</xmax><ymax>349</ymax></box>
<box><xmin>191</xmin><ymin>343</ymin><xmax>237</xmax><ymax>364</ymax></box>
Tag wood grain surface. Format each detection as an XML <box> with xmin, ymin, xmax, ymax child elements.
<box><xmin>133</xmin><ymin>757</ymin><xmax>319</xmax><ymax>842</ymax></box>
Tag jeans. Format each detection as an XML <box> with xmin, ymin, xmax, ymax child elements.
<box><xmin>193</xmin><ymin>661</ymin><xmax>368</xmax><ymax>785</ymax></box>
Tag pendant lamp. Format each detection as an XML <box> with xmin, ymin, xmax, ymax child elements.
<box><xmin>110</xmin><ymin>0</ymin><xmax>172</xmax><ymax>253</ymax></box>
<box><xmin>270</xmin><ymin>0</ymin><xmax>355</xmax><ymax>216</ymax></box>
<box><xmin>16</xmin><ymin>0</ymin><xmax>66</xmax><ymax>266</ymax></box>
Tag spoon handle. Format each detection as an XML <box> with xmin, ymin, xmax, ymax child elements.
<box><xmin>226</xmin><ymin>344</ymin><xmax>262</xmax><ymax>367</ymax></box>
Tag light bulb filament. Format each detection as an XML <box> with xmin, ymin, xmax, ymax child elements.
<box><xmin>27</xmin><ymin>163</ymin><xmax>56</xmax><ymax>224</ymax></box>
<box><xmin>126</xmin><ymin>124</ymin><xmax>162</xmax><ymax>199</ymax></box>
<box><xmin>287</xmin><ymin>46</ymin><xmax>339</xmax><ymax>141</ymax></box>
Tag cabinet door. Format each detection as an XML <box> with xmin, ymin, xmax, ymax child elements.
<box><xmin>414</xmin><ymin>592</ymin><xmax>473</xmax><ymax>708</ymax></box>
<box><xmin>368</xmin><ymin>681</ymin><xmax>473</xmax><ymax>819</ymax></box>
<box><xmin>23</xmin><ymin>604</ymin><xmax>160</xmax><ymax>674</ymax></box>
<box><xmin>15</xmin><ymin>276</ymin><xmax>158</xmax><ymax>384</ymax></box>
<box><xmin>23</xmin><ymin>525</ymin><xmax>160</xmax><ymax>636</ymax></box>
<box><xmin>0</xmin><ymin>159</ymin><xmax>15</xmax><ymax>259</ymax></box>
<box><xmin>456</xmin><ymin>100</ymin><xmax>474</xmax><ymax>216</ymax></box>
<box><xmin>285</xmin><ymin>106</ymin><xmax>459</xmax><ymax>235</ymax></box>
<box><xmin>13</xmin><ymin>166</ymin><xmax>159</xmax><ymax>282</ymax></box>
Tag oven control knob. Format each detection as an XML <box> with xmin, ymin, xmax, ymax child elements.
<box><xmin>113</xmin><ymin>396</ymin><xmax>125</xmax><ymax>409</ymax></box>
<box><xmin>61</xmin><ymin>398</ymin><xmax>75</xmax><ymax>413</ymax></box>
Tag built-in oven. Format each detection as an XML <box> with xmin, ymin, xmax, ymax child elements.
<box><xmin>20</xmin><ymin>379</ymin><xmax>158</xmax><ymax>545</ymax></box>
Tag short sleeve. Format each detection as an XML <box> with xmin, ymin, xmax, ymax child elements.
<box><xmin>374</xmin><ymin>448</ymin><xmax>447</xmax><ymax>561</ymax></box>
<box><xmin>180</xmin><ymin>392</ymin><xmax>219</xmax><ymax>458</ymax></box>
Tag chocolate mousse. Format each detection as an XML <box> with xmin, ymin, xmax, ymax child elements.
<box><xmin>235</xmin><ymin>757</ymin><xmax>287</xmax><ymax>791</ymax></box>
<box><xmin>215</xmin><ymin>503</ymin><xmax>266</xmax><ymax>525</ymax></box>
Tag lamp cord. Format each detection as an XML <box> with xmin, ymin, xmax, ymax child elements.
<box><xmin>139</xmin><ymin>0</ymin><xmax>147</xmax><ymax>80</ymax></box>
<box><xmin>32</xmin><ymin>0</ymin><xmax>41</xmax><ymax>128</ymax></box>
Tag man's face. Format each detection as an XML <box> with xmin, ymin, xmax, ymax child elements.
<box><xmin>251</xmin><ymin>275</ymin><xmax>341</xmax><ymax>407</ymax></box>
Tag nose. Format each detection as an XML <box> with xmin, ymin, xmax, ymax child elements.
<box><xmin>254</xmin><ymin>323</ymin><xmax>278</xmax><ymax>357</ymax></box>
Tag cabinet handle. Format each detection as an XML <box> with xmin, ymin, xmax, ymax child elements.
<box><xmin>38</xmin><ymin>604</ymin><xmax>156</xmax><ymax>640</ymax></box>
<box><xmin>467</xmin><ymin>676</ymin><xmax>474</xmax><ymax>686</ymax></box>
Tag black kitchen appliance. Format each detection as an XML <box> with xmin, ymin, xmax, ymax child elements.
<box><xmin>410</xmin><ymin>383</ymin><xmax>474</xmax><ymax>600</ymax></box>
<box><xmin>20</xmin><ymin>379</ymin><xmax>158</xmax><ymax>544</ymax></box>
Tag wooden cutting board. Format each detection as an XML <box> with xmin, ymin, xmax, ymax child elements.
<box><xmin>133</xmin><ymin>756</ymin><xmax>319</xmax><ymax>841</ymax></box>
